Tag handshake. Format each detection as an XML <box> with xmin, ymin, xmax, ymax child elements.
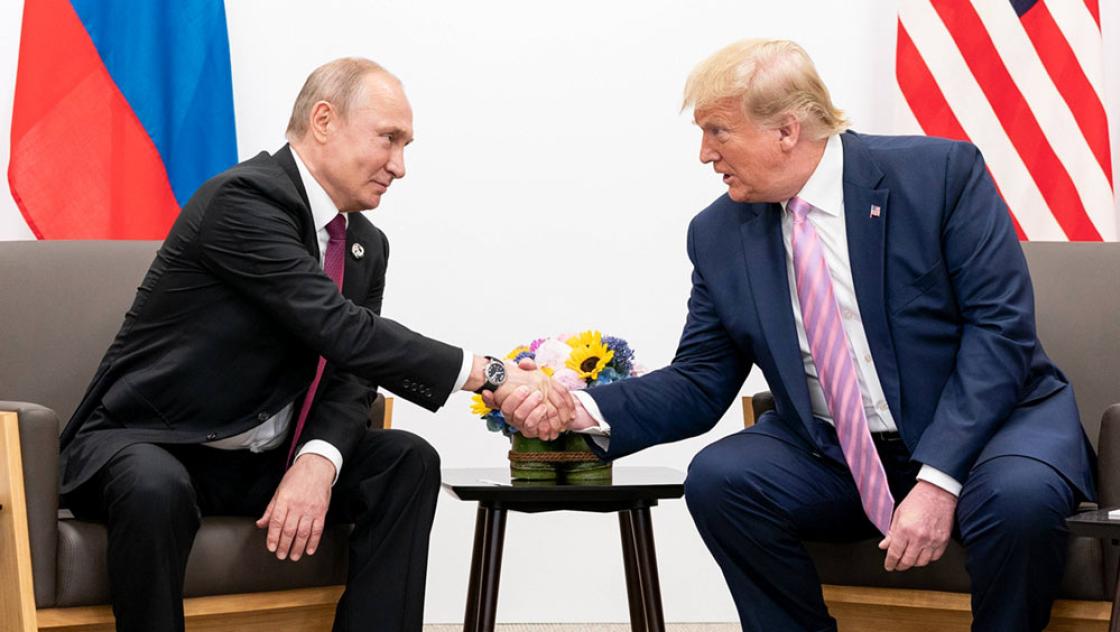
<box><xmin>471</xmin><ymin>356</ymin><xmax>595</xmax><ymax>441</ymax></box>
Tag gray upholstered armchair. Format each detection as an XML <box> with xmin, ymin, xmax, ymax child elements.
<box><xmin>0</xmin><ymin>241</ymin><xmax>388</xmax><ymax>631</ymax></box>
<box><xmin>742</xmin><ymin>242</ymin><xmax>1120</xmax><ymax>630</ymax></box>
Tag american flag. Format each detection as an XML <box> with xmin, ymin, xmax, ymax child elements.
<box><xmin>896</xmin><ymin>0</ymin><xmax>1116</xmax><ymax>241</ymax></box>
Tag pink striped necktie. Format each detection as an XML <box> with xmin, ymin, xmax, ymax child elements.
<box><xmin>787</xmin><ymin>196</ymin><xmax>895</xmax><ymax>535</ymax></box>
<box><xmin>286</xmin><ymin>213</ymin><xmax>347</xmax><ymax>467</ymax></box>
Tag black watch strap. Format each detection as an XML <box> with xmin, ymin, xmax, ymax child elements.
<box><xmin>474</xmin><ymin>356</ymin><xmax>507</xmax><ymax>394</ymax></box>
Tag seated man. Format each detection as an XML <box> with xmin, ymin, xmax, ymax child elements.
<box><xmin>59</xmin><ymin>57</ymin><xmax>570</xmax><ymax>632</ymax></box>
<box><xmin>496</xmin><ymin>39</ymin><xmax>1095</xmax><ymax>631</ymax></box>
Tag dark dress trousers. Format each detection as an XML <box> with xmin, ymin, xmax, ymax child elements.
<box><xmin>60</xmin><ymin>145</ymin><xmax>461</xmax><ymax>632</ymax></box>
<box><xmin>587</xmin><ymin>132</ymin><xmax>1096</xmax><ymax>632</ymax></box>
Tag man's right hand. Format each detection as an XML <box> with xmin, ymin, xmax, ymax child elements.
<box><xmin>482</xmin><ymin>359</ymin><xmax>589</xmax><ymax>440</ymax></box>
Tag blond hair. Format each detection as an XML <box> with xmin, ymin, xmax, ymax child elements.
<box><xmin>285</xmin><ymin>57</ymin><xmax>392</xmax><ymax>140</ymax></box>
<box><xmin>682</xmin><ymin>39</ymin><xmax>848</xmax><ymax>140</ymax></box>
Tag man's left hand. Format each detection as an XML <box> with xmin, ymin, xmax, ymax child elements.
<box><xmin>879</xmin><ymin>480</ymin><xmax>956</xmax><ymax>572</ymax></box>
<box><xmin>256</xmin><ymin>453</ymin><xmax>335</xmax><ymax>561</ymax></box>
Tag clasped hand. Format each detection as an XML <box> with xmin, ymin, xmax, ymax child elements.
<box><xmin>481</xmin><ymin>359</ymin><xmax>574</xmax><ymax>441</ymax></box>
<box><xmin>879</xmin><ymin>480</ymin><xmax>957</xmax><ymax>572</ymax></box>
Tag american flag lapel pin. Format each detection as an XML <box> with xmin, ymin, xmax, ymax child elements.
<box><xmin>869</xmin><ymin>204</ymin><xmax>881</xmax><ymax>218</ymax></box>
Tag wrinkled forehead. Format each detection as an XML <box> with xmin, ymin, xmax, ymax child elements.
<box><xmin>693</xmin><ymin>97</ymin><xmax>746</xmax><ymax>126</ymax></box>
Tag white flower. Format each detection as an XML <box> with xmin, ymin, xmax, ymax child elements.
<box><xmin>534</xmin><ymin>338</ymin><xmax>573</xmax><ymax>371</ymax></box>
<box><xmin>553</xmin><ymin>368</ymin><xmax>587</xmax><ymax>391</ymax></box>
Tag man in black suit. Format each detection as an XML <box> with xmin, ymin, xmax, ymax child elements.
<box><xmin>59</xmin><ymin>58</ymin><xmax>570</xmax><ymax>632</ymax></box>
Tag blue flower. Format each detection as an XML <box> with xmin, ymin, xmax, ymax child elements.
<box><xmin>513</xmin><ymin>351</ymin><xmax>536</xmax><ymax>364</ymax></box>
<box><xmin>484</xmin><ymin>411</ymin><xmax>512</xmax><ymax>434</ymax></box>
<box><xmin>592</xmin><ymin>367</ymin><xmax>623</xmax><ymax>387</ymax></box>
<box><xmin>603</xmin><ymin>336</ymin><xmax>634</xmax><ymax>375</ymax></box>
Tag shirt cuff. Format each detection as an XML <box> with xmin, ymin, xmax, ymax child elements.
<box><xmin>451</xmin><ymin>349</ymin><xmax>474</xmax><ymax>392</ymax></box>
<box><xmin>916</xmin><ymin>464</ymin><xmax>962</xmax><ymax>497</ymax></box>
<box><xmin>570</xmin><ymin>391</ymin><xmax>610</xmax><ymax>435</ymax></box>
<box><xmin>296</xmin><ymin>439</ymin><xmax>343</xmax><ymax>486</ymax></box>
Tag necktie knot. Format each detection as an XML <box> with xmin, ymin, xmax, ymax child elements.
<box><xmin>326</xmin><ymin>214</ymin><xmax>346</xmax><ymax>242</ymax></box>
<box><xmin>787</xmin><ymin>196</ymin><xmax>812</xmax><ymax>223</ymax></box>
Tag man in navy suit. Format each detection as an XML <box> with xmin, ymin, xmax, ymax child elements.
<box><xmin>496</xmin><ymin>39</ymin><xmax>1094</xmax><ymax>631</ymax></box>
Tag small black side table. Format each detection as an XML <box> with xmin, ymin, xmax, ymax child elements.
<box><xmin>441</xmin><ymin>466</ymin><xmax>686</xmax><ymax>632</ymax></box>
<box><xmin>1067</xmin><ymin>508</ymin><xmax>1120</xmax><ymax>632</ymax></box>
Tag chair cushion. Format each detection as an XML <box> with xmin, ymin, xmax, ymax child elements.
<box><xmin>808</xmin><ymin>534</ymin><xmax>1105</xmax><ymax>600</ymax></box>
<box><xmin>54</xmin><ymin>516</ymin><xmax>351</xmax><ymax>607</ymax></box>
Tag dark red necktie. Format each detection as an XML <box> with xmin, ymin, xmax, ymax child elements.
<box><xmin>286</xmin><ymin>213</ymin><xmax>347</xmax><ymax>466</ymax></box>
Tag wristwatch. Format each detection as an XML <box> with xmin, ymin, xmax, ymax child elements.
<box><xmin>474</xmin><ymin>356</ymin><xmax>508</xmax><ymax>394</ymax></box>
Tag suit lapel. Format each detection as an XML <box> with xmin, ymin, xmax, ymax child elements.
<box><xmin>274</xmin><ymin>144</ymin><xmax>321</xmax><ymax>260</ymax></box>
<box><xmin>341</xmin><ymin>224</ymin><xmax>372</xmax><ymax>302</ymax></box>
<box><xmin>840</xmin><ymin>132</ymin><xmax>902</xmax><ymax>423</ymax></box>
<box><xmin>739</xmin><ymin>203</ymin><xmax>815</xmax><ymax>428</ymax></box>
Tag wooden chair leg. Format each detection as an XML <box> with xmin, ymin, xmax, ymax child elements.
<box><xmin>630</xmin><ymin>506</ymin><xmax>665</xmax><ymax>632</ymax></box>
<box><xmin>619</xmin><ymin>511</ymin><xmax>647</xmax><ymax>632</ymax></box>
<box><xmin>1111</xmin><ymin>558</ymin><xmax>1120</xmax><ymax>632</ymax></box>
<box><xmin>0</xmin><ymin>412</ymin><xmax>38</xmax><ymax>632</ymax></box>
<box><xmin>463</xmin><ymin>504</ymin><xmax>506</xmax><ymax>632</ymax></box>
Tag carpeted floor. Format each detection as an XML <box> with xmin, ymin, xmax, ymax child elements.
<box><xmin>424</xmin><ymin>625</ymin><xmax>739</xmax><ymax>631</ymax></box>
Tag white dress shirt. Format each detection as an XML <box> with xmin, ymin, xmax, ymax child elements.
<box><xmin>206</xmin><ymin>145</ymin><xmax>474</xmax><ymax>484</ymax></box>
<box><xmin>576</xmin><ymin>134</ymin><xmax>961</xmax><ymax>497</ymax></box>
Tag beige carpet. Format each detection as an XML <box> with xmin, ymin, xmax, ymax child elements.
<box><xmin>424</xmin><ymin>626</ymin><xmax>738</xmax><ymax>631</ymax></box>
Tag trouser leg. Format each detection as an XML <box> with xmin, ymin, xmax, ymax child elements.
<box><xmin>328</xmin><ymin>429</ymin><xmax>442</xmax><ymax>632</ymax></box>
<box><xmin>958</xmin><ymin>455</ymin><xmax>1076</xmax><ymax>632</ymax></box>
<box><xmin>684</xmin><ymin>429</ymin><xmax>885</xmax><ymax>632</ymax></box>
<box><xmin>66</xmin><ymin>443</ymin><xmax>201</xmax><ymax>632</ymax></box>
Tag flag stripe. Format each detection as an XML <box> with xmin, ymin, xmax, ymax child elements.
<box><xmin>69</xmin><ymin>0</ymin><xmax>237</xmax><ymax>207</ymax></box>
<box><xmin>971</xmin><ymin>0</ymin><xmax>1115</xmax><ymax>238</ymax></box>
<box><xmin>8</xmin><ymin>0</ymin><xmax>179</xmax><ymax>239</ymax></box>
<box><xmin>930</xmin><ymin>0</ymin><xmax>1101</xmax><ymax>241</ymax></box>
<box><xmin>899</xmin><ymin>6</ymin><xmax>1063</xmax><ymax>239</ymax></box>
<box><xmin>896</xmin><ymin>22</ymin><xmax>1027</xmax><ymax>239</ymax></box>
<box><xmin>1020</xmin><ymin>2</ymin><xmax>1111</xmax><ymax>184</ymax></box>
<box><xmin>1083</xmin><ymin>0</ymin><xmax>1100</xmax><ymax>29</ymax></box>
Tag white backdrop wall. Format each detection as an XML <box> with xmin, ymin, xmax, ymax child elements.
<box><xmin>2</xmin><ymin>0</ymin><xmax>1119</xmax><ymax>624</ymax></box>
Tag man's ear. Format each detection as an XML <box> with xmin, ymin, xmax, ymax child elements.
<box><xmin>309</xmin><ymin>100</ymin><xmax>336</xmax><ymax>144</ymax></box>
<box><xmin>775</xmin><ymin>113</ymin><xmax>801</xmax><ymax>152</ymax></box>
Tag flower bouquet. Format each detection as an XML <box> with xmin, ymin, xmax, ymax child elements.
<box><xmin>470</xmin><ymin>330</ymin><xmax>640</xmax><ymax>481</ymax></box>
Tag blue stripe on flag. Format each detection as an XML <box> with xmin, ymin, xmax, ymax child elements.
<box><xmin>69</xmin><ymin>0</ymin><xmax>237</xmax><ymax>206</ymax></box>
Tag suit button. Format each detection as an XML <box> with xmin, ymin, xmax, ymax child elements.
<box><xmin>258</xmin><ymin>412</ymin><xmax>270</xmax><ymax>422</ymax></box>
<box><xmin>206</xmin><ymin>432</ymin><xmax>218</xmax><ymax>441</ymax></box>
<box><xmin>403</xmin><ymin>379</ymin><xmax>412</xmax><ymax>387</ymax></box>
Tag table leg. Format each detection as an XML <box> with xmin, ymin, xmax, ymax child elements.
<box><xmin>619</xmin><ymin>511</ymin><xmax>647</xmax><ymax>632</ymax></box>
<box><xmin>464</xmin><ymin>503</ymin><xmax>507</xmax><ymax>632</ymax></box>
<box><xmin>630</xmin><ymin>506</ymin><xmax>666</xmax><ymax>632</ymax></box>
<box><xmin>463</xmin><ymin>505</ymin><xmax>488</xmax><ymax>631</ymax></box>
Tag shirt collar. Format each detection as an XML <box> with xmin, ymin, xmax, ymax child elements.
<box><xmin>289</xmin><ymin>145</ymin><xmax>348</xmax><ymax>232</ymax></box>
<box><xmin>782</xmin><ymin>133</ymin><xmax>844</xmax><ymax>217</ymax></box>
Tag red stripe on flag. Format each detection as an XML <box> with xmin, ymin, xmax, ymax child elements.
<box><xmin>896</xmin><ymin>22</ymin><xmax>1026</xmax><ymax>240</ymax></box>
<box><xmin>1021</xmin><ymin>1</ymin><xmax>1112</xmax><ymax>184</ymax></box>
<box><xmin>8</xmin><ymin>0</ymin><xmax>179</xmax><ymax>239</ymax></box>
<box><xmin>1083</xmin><ymin>0</ymin><xmax>1100</xmax><ymax>29</ymax></box>
<box><xmin>931</xmin><ymin>0</ymin><xmax>1101</xmax><ymax>241</ymax></box>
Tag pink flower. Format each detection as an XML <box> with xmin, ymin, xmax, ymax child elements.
<box><xmin>534</xmin><ymin>338</ymin><xmax>572</xmax><ymax>371</ymax></box>
<box><xmin>553</xmin><ymin>368</ymin><xmax>587</xmax><ymax>391</ymax></box>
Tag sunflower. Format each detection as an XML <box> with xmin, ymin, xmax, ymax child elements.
<box><xmin>470</xmin><ymin>393</ymin><xmax>494</xmax><ymax>417</ymax></box>
<box><xmin>565</xmin><ymin>330</ymin><xmax>615</xmax><ymax>381</ymax></box>
<box><xmin>505</xmin><ymin>345</ymin><xmax>532</xmax><ymax>360</ymax></box>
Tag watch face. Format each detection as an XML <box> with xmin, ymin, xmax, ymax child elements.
<box><xmin>486</xmin><ymin>360</ymin><xmax>507</xmax><ymax>386</ymax></box>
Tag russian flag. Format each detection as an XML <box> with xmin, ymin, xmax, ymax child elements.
<box><xmin>8</xmin><ymin>0</ymin><xmax>237</xmax><ymax>239</ymax></box>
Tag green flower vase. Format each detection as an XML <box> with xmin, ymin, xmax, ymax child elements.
<box><xmin>508</xmin><ymin>432</ymin><xmax>611</xmax><ymax>482</ymax></box>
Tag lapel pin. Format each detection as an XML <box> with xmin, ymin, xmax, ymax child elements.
<box><xmin>351</xmin><ymin>243</ymin><xmax>365</xmax><ymax>260</ymax></box>
<box><xmin>869</xmin><ymin>204</ymin><xmax>881</xmax><ymax>218</ymax></box>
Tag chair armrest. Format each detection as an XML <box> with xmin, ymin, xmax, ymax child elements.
<box><xmin>0</xmin><ymin>401</ymin><xmax>60</xmax><ymax>607</ymax></box>
<box><xmin>367</xmin><ymin>394</ymin><xmax>392</xmax><ymax>430</ymax></box>
<box><xmin>1095</xmin><ymin>403</ymin><xmax>1120</xmax><ymax>508</ymax></box>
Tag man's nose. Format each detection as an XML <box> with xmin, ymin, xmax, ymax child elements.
<box><xmin>699</xmin><ymin>141</ymin><xmax>718</xmax><ymax>164</ymax></box>
<box><xmin>387</xmin><ymin>147</ymin><xmax>405</xmax><ymax>179</ymax></box>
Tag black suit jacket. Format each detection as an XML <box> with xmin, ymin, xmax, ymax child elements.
<box><xmin>60</xmin><ymin>146</ymin><xmax>462</xmax><ymax>493</ymax></box>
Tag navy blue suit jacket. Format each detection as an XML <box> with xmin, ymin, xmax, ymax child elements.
<box><xmin>589</xmin><ymin>131</ymin><xmax>1095</xmax><ymax>500</ymax></box>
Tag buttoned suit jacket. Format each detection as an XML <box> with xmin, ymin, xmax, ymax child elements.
<box><xmin>60</xmin><ymin>145</ymin><xmax>462</xmax><ymax>494</ymax></box>
<box><xmin>588</xmin><ymin>131</ymin><xmax>1095</xmax><ymax>500</ymax></box>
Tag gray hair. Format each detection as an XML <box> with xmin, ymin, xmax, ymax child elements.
<box><xmin>285</xmin><ymin>57</ymin><xmax>393</xmax><ymax>140</ymax></box>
